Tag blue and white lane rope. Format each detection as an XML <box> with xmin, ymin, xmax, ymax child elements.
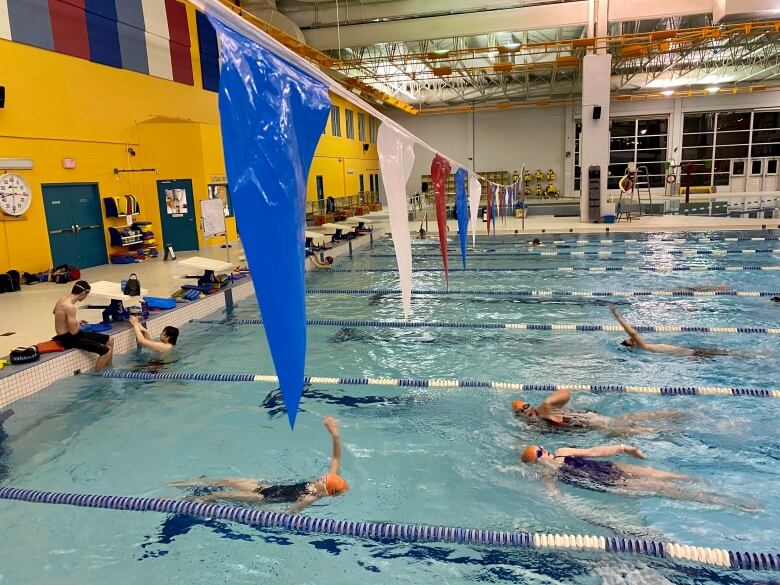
<box><xmin>396</xmin><ymin>236</ymin><xmax>780</xmax><ymax>246</ymax></box>
<box><xmin>368</xmin><ymin>249</ymin><xmax>780</xmax><ymax>258</ymax></box>
<box><xmin>0</xmin><ymin>487</ymin><xmax>774</xmax><ymax>571</ymax></box>
<box><xmin>193</xmin><ymin>318</ymin><xmax>780</xmax><ymax>336</ymax></box>
<box><xmin>100</xmin><ymin>370</ymin><xmax>780</xmax><ymax>398</ymax></box>
<box><xmin>328</xmin><ymin>266</ymin><xmax>780</xmax><ymax>273</ymax></box>
<box><xmin>306</xmin><ymin>288</ymin><xmax>780</xmax><ymax>298</ymax></box>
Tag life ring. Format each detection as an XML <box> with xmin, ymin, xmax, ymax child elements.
<box><xmin>618</xmin><ymin>175</ymin><xmax>635</xmax><ymax>193</ymax></box>
<box><xmin>666</xmin><ymin>173</ymin><xmax>677</xmax><ymax>184</ymax></box>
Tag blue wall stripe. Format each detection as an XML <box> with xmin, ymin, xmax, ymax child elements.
<box><xmin>7</xmin><ymin>0</ymin><xmax>54</xmax><ymax>50</ymax></box>
<box><xmin>115</xmin><ymin>0</ymin><xmax>145</xmax><ymax>29</ymax></box>
<box><xmin>196</xmin><ymin>10</ymin><xmax>219</xmax><ymax>92</ymax></box>
<box><xmin>85</xmin><ymin>0</ymin><xmax>123</xmax><ymax>68</ymax></box>
<box><xmin>117</xmin><ymin>21</ymin><xmax>149</xmax><ymax>73</ymax></box>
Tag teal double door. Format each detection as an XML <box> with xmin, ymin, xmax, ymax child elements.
<box><xmin>42</xmin><ymin>183</ymin><xmax>108</xmax><ymax>269</ymax></box>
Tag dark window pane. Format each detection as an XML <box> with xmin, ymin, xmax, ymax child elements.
<box><xmin>574</xmin><ymin>166</ymin><xmax>581</xmax><ymax>177</ymax></box>
<box><xmin>607</xmin><ymin>177</ymin><xmax>620</xmax><ymax>190</ymax></box>
<box><xmin>751</xmin><ymin>160</ymin><xmax>762</xmax><ymax>174</ymax></box>
<box><xmin>683</xmin><ymin>174</ymin><xmax>712</xmax><ymax>187</ymax></box>
<box><xmin>684</xmin><ymin>113</ymin><xmax>715</xmax><ymax>133</ymax></box>
<box><xmin>768</xmin><ymin>159</ymin><xmax>778</xmax><ymax>174</ymax></box>
<box><xmin>636</xmin><ymin>149</ymin><xmax>666</xmax><ymax>163</ymax></box>
<box><xmin>715</xmin><ymin>131</ymin><xmax>749</xmax><ymax>145</ymax></box>
<box><xmin>713</xmin><ymin>173</ymin><xmax>730</xmax><ymax>186</ymax></box>
<box><xmin>637</xmin><ymin>118</ymin><xmax>667</xmax><ymax>135</ymax></box>
<box><xmin>714</xmin><ymin>145</ymin><xmax>749</xmax><ymax>159</ymax></box>
<box><xmin>683</xmin><ymin>133</ymin><xmax>714</xmax><ymax>147</ymax></box>
<box><xmin>608</xmin><ymin>164</ymin><xmax>628</xmax><ymax>177</ymax></box>
<box><xmin>610</xmin><ymin>137</ymin><xmax>636</xmax><ymax>150</ymax></box>
<box><xmin>717</xmin><ymin>111</ymin><xmax>750</xmax><ymax>131</ymax></box>
<box><xmin>733</xmin><ymin>160</ymin><xmax>745</xmax><ymax>175</ymax></box>
<box><xmin>649</xmin><ymin>175</ymin><xmax>666</xmax><ymax>188</ymax></box>
<box><xmin>752</xmin><ymin>129</ymin><xmax>780</xmax><ymax>144</ymax></box>
<box><xmin>640</xmin><ymin>162</ymin><xmax>665</xmax><ymax>175</ymax></box>
<box><xmin>682</xmin><ymin>147</ymin><xmax>713</xmax><ymax>161</ymax></box>
<box><xmin>713</xmin><ymin>159</ymin><xmax>731</xmax><ymax>173</ymax></box>
<box><xmin>610</xmin><ymin>119</ymin><xmax>636</xmax><ymax>137</ymax></box>
<box><xmin>574</xmin><ymin>179</ymin><xmax>580</xmax><ymax>191</ymax></box>
<box><xmin>751</xmin><ymin>143</ymin><xmax>780</xmax><ymax>157</ymax></box>
<box><xmin>610</xmin><ymin>150</ymin><xmax>635</xmax><ymax>164</ymax></box>
<box><xmin>638</xmin><ymin>135</ymin><xmax>667</xmax><ymax>149</ymax></box>
<box><xmin>753</xmin><ymin>111</ymin><xmax>780</xmax><ymax>129</ymax></box>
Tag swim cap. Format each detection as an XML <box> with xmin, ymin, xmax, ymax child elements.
<box><xmin>325</xmin><ymin>473</ymin><xmax>349</xmax><ymax>495</ymax></box>
<box><xmin>512</xmin><ymin>400</ymin><xmax>530</xmax><ymax>414</ymax></box>
<box><xmin>521</xmin><ymin>445</ymin><xmax>540</xmax><ymax>463</ymax></box>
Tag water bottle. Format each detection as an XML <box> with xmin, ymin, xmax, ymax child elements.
<box><xmin>140</xmin><ymin>301</ymin><xmax>149</xmax><ymax>320</ymax></box>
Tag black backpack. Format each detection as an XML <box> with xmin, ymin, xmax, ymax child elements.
<box><xmin>6</xmin><ymin>270</ymin><xmax>20</xmax><ymax>291</ymax></box>
<box><xmin>123</xmin><ymin>273</ymin><xmax>141</xmax><ymax>296</ymax></box>
<box><xmin>10</xmin><ymin>346</ymin><xmax>39</xmax><ymax>364</ymax></box>
<box><xmin>0</xmin><ymin>274</ymin><xmax>12</xmax><ymax>294</ymax></box>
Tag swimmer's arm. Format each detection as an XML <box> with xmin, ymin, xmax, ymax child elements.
<box><xmin>129</xmin><ymin>317</ymin><xmax>170</xmax><ymax>352</ymax></box>
<box><xmin>286</xmin><ymin>494</ymin><xmax>319</xmax><ymax>515</ymax></box>
<box><xmin>538</xmin><ymin>388</ymin><xmax>571</xmax><ymax>417</ymax></box>
<box><xmin>608</xmin><ymin>304</ymin><xmax>647</xmax><ymax>349</ymax></box>
<box><xmin>324</xmin><ymin>416</ymin><xmax>341</xmax><ymax>475</ymax></box>
<box><xmin>555</xmin><ymin>445</ymin><xmax>646</xmax><ymax>459</ymax></box>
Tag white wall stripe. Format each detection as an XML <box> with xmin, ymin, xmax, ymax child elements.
<box><xmin>0</xmin><ymin>0</ymin><xmax>11</xmax><ymax>41</ymax></box>
<box><xmin>144</xmin><ymin>30</ymin><xmax>173</xmax><ymax>80</ymax></box>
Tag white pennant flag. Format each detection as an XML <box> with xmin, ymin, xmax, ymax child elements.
<box><xmin>377</xmin><ymin>124</ymin><xmax>415</xmax><ymax>318</ymax></box>
<box><xmin>468</xmin><ymin>173</ymin><xmax>481</xmax><ymax>249</ymax></box>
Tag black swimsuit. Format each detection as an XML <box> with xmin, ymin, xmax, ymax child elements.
<box><xmin>253</xmin><ymin>481</ymin><xmax>311</xmax><ymax>503</ymax></box>
<box><xmin>557</xmin><ymin>456</ymin><xmax>626</xmax><ymax>491</ymax></box>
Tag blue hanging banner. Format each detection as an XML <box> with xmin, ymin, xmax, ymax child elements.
<box><xmin>209</xmin><ymin>17</ymin><xmax>331</xmax><ymax>429</ymax></box>
<box><xmin>454</xmin><ymin>168</ymin><xmax>469</xmax><ymax>268</ymax></box>
<box><xmin>490</xmin><ymin>183</ymin><xmax>497</xmax><ymax>236</ymax></box>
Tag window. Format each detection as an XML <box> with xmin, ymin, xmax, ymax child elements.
<box><xmin>330</xmin><ymin>105</ymin><xmax>341</xmax><ymax>137</ymax></box>
<box><xmin>607</xmin><ymin>117</ymin><xmax>669</xmax><ymax>189</ymax></box>
<box><xmin>345</xmin><ymin>109</ymin><xmax>354</xmax><ymax>139</ymax></box>
<box><xmin>207</xmin><ymin>184</ymin><xmax>232</xmax><ymax>217</ymax></box>
<box><xmin>358</xmin><ymin>112</ymin><xmax>366</xmax><ymax>142</ymax></box>
<box><xmin>368</xmin><ymin>116</ymin><xmax>379</xmax><ymax>143</ymax></box>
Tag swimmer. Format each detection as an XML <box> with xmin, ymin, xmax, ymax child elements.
<box><xmin>512</xmin><ymin>388</ymin><xmax>683</xmax><ymax>436</ymax></box>
<box><xmin>772</xmin><ymin>296</ymin><xmax>780</xmax><ymax>303</ymax></box>
<box><xmin>521</xmin><ymin>443</ymin><xmax>759</xmax><ymax>510</ymax></box>
<box><xmin>128</xmin><ymin>316</ymin><xmax>177</xmax><ymax>354</ymax></box>
<box><xmin>609</xmin><ymin>304</ymin><xmax>731</xmax><ymax>357</ymax></box>
<box><xmin>310</xmin><ymin>255</ymin><xmax>334</xmax><ymax>269</ymax></box>
<box><xmin>674</xmin><ymin>284</ymin><xmax>730</xmax><ymax>293</ymax></box>
<box><xmin>417</xmin><ymin>228</ymin><xmax>427</xmax><ymax>240</ymax></box>
<box><xmin>167</xmin><ymin>416</ymin><xmax>348</xmax><ymax>513</ymax></box>
<box><xmin>531</xmin><ymin>238</ymin><xmax>544</xmax><ymax>247</ymax></box>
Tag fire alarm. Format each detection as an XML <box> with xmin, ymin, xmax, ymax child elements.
<box><xmin>63</xmin><ymin>158</ymin><xmax>77</xmax><ymax>169</ymax></box>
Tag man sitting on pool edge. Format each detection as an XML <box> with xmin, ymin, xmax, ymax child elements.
<box><xmin>167</xmin><ymin>416</ymin><xmax>348</xmax><ymax>513</ymax></box>
<box><xmin>609</xmin><ymin>304</ymin><xmax>732</xmax><ymax>357</ymax></box>
<box><xmin>512</xmin><ymin>388</ymin><xmax>683</xmax><ymax>436</ymax></box>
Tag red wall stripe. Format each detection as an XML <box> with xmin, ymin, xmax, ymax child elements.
<box><xmin>48</xmin><ymin>0</ymin><xmax>90</xmax><ymax>60</ymax></box>
<box><xmin>165</xmin><ymin>0</ymin><xmax>193</xmax><ymax>85</ymax></box>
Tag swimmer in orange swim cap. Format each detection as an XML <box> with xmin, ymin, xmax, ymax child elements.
<box><xmin>520</xmin><ymin>443</ymin><xmax>759</xmax><ymax>510</ymax></box>
<box><xmin>167</xmin><ymin>416</ymin><xmax>349</xmax><ymax>513</ymax></box>
<box><xmin>512</xmin><ymin>388</ymin><xmax>683</xmax><ymax>436</ymax></box>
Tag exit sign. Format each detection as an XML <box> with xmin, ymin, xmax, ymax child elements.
<box><xmin>63</xmin><ymin>158</ymin><xmax>76</xmax><ymax>169</ymax></box>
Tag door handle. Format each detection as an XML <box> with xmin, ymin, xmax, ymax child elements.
<box><xmin>74</xmin><ymin>224</ymin><xmax>81</xmax><ymax>233</ymax></box>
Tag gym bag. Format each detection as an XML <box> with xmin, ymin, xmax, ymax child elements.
<box><xmin>123</xmin><ymin>273</ymin><xmax>141</xmax><ymax>296</ymax></box>
<box><xmin>10</xmin><ymin>346</ymin><xmax>40</xmax><ymax>364</ymax></box>
<box><xmin>143</xmin><ymin>296</ymin><xmax>176</xmax><ymax>310</ymax></box>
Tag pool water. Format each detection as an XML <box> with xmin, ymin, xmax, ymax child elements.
<box><xmin>1</xmin><ymin>229</ymin><xmax>779</xmax><ymax>585</ymax></box>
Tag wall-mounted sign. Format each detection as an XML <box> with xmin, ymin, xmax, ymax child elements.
<box><xmin>63</xmin><ymin>158</ymin><xmax>77</xmax><ymax>169</ymax></box>
<box><xmin>210</xmin><ymin>175</ymin><xmax>227</xmax><ymax>183</ymax></box>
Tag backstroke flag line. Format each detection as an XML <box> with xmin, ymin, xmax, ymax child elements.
<box><xmin>455</xmin><ymin>168</ymin><xmax>469</xmax><ymax>268</ymax></box>
<box><xmin>209</xmin><ymin>16</ymin><xmax>331</xmax><ymax>429</ymax></box>
<box><xmin>468</xmin><ymin>174</ymin><xmax>481</xmax><ymax>248</ymax></box>
<box><xmin>431</xmin><ymin>155</ymin><xmax>452</xmax><ymax>285</ymax></box>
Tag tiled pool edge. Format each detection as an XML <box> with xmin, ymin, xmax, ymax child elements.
<box><xmin>0</xmin><ymin>228</ymin><xmax>383</xmax><ymax>410</ymax></box>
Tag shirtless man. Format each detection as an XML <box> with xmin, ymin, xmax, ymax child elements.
<box><xmin>512</xmin><ymin>388</ymin><xmax>682</xmax><ymax>436</ymax></box>
<box><xmin>609</xmin><ymin>304</ymin><xmax>730</xmax><ymax>357</ymax></box>
<box><xmin>53</xmin><ymin>281</ymin><xmax>114</xmax><ymax>370</ymax></box>
<box><xmin>128</xmin><ymin>315</ymin><xmax>177</xmax><ymax>354</ymax></box>
<box><xmin>309</xmin><ymin>255</ymin><xmax>334</xmax><ymax>269</ymax></box>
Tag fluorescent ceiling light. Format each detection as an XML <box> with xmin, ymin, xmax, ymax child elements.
<box><xmin>706</xmin><ymin>86</ymin><xmax>719</xmax><ymax>93</ymax></box>
<box><xmin>504</xmin><ymin>43</ymin><xmax>520</xmax><ymax>50</ymax></box>
<box><xmin>487</xmin><ymin>51</ymin><xmax>498</xmax><ymax>58</ymax></box>
<box><xmin>646</xmin><ymin>78</ymin><xmax>688</xmax><ymax>89</ymax></box>
<box><xmin>661</xmin><ymin>90</ymin><xmax>675</xmax><ymax>96</ymax></box>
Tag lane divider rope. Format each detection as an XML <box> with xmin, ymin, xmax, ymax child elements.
<box><xmin>192</xmin><ymin>318</ymin><xmax>780</xmax><ymax>336</ymax></box>
<box><xmin>100</xmin><ymin>370</ymin><xmax>780</xmax><ymax>399</ymax></box>
<box><xmin>0</xmin><ymin>486</ymin><xmax>774</xmax><ymax>571</ymax></box>
<box><xmin>306</xmin><ymin>288</ymin><xmax>780</xmax><ymax>298</ymax></box>
<box><xmin>389</xmin><ymin>236</ymin><xmax>780</xmax><ymax>247</ymax></box>
<box><xmin>328</xmin><ymin>266</ymin><xmax>780</xmax><ymax>273</ymax></box>
<box><xmin>368</xmin><ymin>249</ymin><xmax>780</xmax><ymax>258</ymax></box>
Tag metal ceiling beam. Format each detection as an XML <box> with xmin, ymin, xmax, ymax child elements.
<box><xmin>299</xmin><ymin>3</ymin><xmax>590</xmax><ymax>50</ymax></box>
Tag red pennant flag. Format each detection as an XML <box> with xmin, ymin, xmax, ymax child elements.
<box><xmin>431</xmin><ymin>155</ymin><xmax>452</xmax><ymax>286</ymax></box>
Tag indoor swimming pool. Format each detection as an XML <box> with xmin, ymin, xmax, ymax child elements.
<box><xmin>1</xmin><ymin>229</ymin><xmax>779</xmax><ymax>584</ymax></box>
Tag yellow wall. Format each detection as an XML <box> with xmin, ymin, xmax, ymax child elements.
<box><xmin>0</xmin><ymin>6</ymin><xmax>379</xmax><ymax>273</ymax></box>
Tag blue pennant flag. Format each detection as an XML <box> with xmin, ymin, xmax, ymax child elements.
<box><xmin>209</xmin><ymin>17</ymin><xmax>331</xmax><ymax>428</ymax></box>
<box><xmin>454</xmin><ymin>168</ymin><xmax>469</xmax><ymax>268</ymax></box>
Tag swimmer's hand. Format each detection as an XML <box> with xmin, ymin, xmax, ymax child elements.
<box><xmin>608</xmin><ymin>303</ymin><xmax>620</xmax><ymax>317</ymax></box>
<box><xmin>128</xmin><ymin>315</ymin><xmax>139</xmax><ymax>326</ymax></box>
<box><xmin>324</xmin><ymin>416</ymin><xmax>340</xmax><ymax>437</ymax></box>
<box><xmin>621</xmin><ymin>445</ymin><xmax>646</xmax><ymax>459</ymax></box>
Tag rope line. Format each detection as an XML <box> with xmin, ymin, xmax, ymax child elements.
<box><xmin>392</xmin><ymin>236</ymin><xmax>780</xmax><ymax>246</ymax></box>
<box><xmin>307</xmin><ymin>288</ymin><xmax>780</xmax><ymax>298</ymax></box>
<box><xmin>100</xmin><ymin>370</ymin><xmax>780</xmax><ymax>399</ymax></box>
<box><xmin>0</xmin><ymin>486</ymin><xmax>773</xmax><ymax>571</ymax></box>
<box><xmin>329</xmin><ymin>266</ymin><xmax>780</xmax><ymax>273</ymax></box>
<box><xmin>193</xmin><ymin>318</ymin><xmax>780</xmax><ymax>336</ymax></box>
<box><xmin>368</xmin><ymin>249</ymin><xmax>780</xmax><ymax>258</ymax></box>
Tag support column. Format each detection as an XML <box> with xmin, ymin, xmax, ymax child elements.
<box><xmin>579</xmin><ymin>52</ymin><xmax>612</xmax><ymax>221</ymax></box>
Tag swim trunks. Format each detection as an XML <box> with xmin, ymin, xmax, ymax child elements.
<box><xmin>53</xmin><ymin>331</ymin><xmax>110</xmax><ymax>356</ymax></box>
<box><xmin>559</xmin><ymin>457</ymin><xmax>625</xmax><ymax>491</ymax></box>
